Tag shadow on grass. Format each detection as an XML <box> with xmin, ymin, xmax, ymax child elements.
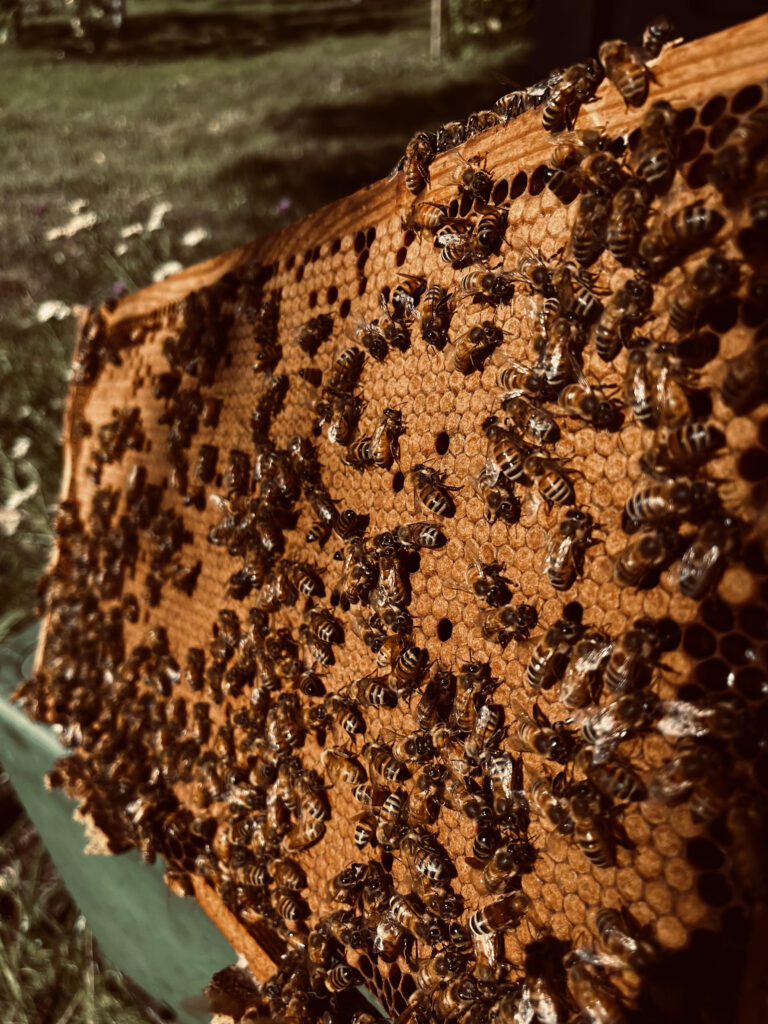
<box><xmin>14</xmin><ymin>2</ymin><xmax>427</xmax><ymax>61</ymax></box>
<box><xmin>215</xmin><ymin>71</ymin><xmax>520</xmax><ymax>215</ymax></box>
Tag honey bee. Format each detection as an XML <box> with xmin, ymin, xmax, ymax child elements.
<box><xmin>501</xmin><ymin>394</ymin><xmax>560</xmax><ymax>445</ymax></box>
<box><xmin>406</xmin><ymin>201</ymin><xmax>450</xmax><ymax>232</ymax></box>
<box><xmin>481</xmin><ymin>603</ymin><xmax>538</xmax><ymax>647</ymax></box>
<box><xmin>377</xmin><ymin>293</ymin><xmax>411</xmax><ymax>351</ymax></box>
<box><xmin>469</xmin><ymin>892</ymin><xmax>529</xmax><ymax>938</ymax></box>
<box><xmin>576</xmin><ymin>747</ymin><xmax>647</xmax><ymax>804</ymax></box>
<box><xmin>708</xmin><ymin>107</ymin><xmax>768</xmax><ymax>202</ymax></box>
<box><xmin>419</xmin><ymin>283</ymin><xmax>452</xmax><ymax>350</ymax></box>
<box><xmin>296</xmin><ymin>314</ymin><xmax>334</xmax><ymax>357</ymax></box>
<box><xmin>595</xmin><ymin>907</ymin><xmax>656</xmax><ymax>971</ymax></box>
<box><xmin>369</xmin><ymin>408</ymin><xmax>403</xmax><ymax>469</ymax></box>
<box><xmin>325</xmin><ymin>694</ymin><xmax>365</xmax><ymax>737</ymax></box>
<box><xmin>481</xmin><ymin>840</ymin><xmax>537</xmax><ymax>895</ymax></box>
<box><xmin>324</xmin><ymin>964</ymin><xmax>364</xmax><ymax>992</ymax></box>
<box><xmin>545</xmin><ymin>508</ymin><xmax>597</xmax><ymax>591</ymax></box>
<box><xmin>510</xmin><ymin>702</ymin><xmax>573</xmax><ymax>763</ymax></box>
<box><xmin>526</xmin><ymin>611</ymin><xmax>584</xmax><ymax>691</ymax></box>
<box><xmin>401</xmin><ymin>830</ymin><xmax>453</xmax><ymax>883</ymax></box>
<box><xmin>363</xmin><ymin>741</ymin><xmax>408</xmax><ymax>782</ymax></box>
<box><xmin>464</xmin><ymin>545</ymin><xmax>513</xmax><ymax>607</ymax></box>
<box><xmin>632</xmin><ymin>99</ymin><xmax>680</xmax><ymax>194</ymax></box>
<box><xmin>452</xmin><ymin>154</ymin><xmax>493</xmax><ymax>200</ymax></box>
<box><xmin>321</xmin><ymin>748</ymin><xmax>366</xmax><ymax>787</ymax></box>
<box><xmin>164</xmin><ymin>870</ymin><xmax>194</xmax><ymax>898</ymax></box>
<box><xmin>411</xmin><ymin>464</ymin><xmax>460</xmax><ymax>517</ymax></box>
<box><xmin>416</xmin><ymin>666</ymin><xmax>456</xmax><ymax>729</ymax></box>
<box><xmin>353</xmin><ymin>672</ymin><xmax>398</xmax><ymax>709</ymax></box>
<box><xmin>373</xmin><ymin>912</ymin><xmax>407</xmax><ymax>963</ymax></box>
<box><xmin>391</xmin><ymin>275</ymin><xmax>426</xmax><ymax>319</ymax></box>
<box><xmin>558</xmin><ymin>376</ymin><xmax>623</xmax><ymax>432</ymax></box>
<box><xmin>434</xmin><ymin>219</ymin><xmax>474</xmax><ymax>265</ymax></box>
<box><xmin>415</xmin><ymin>949</ymin><xmax>466</xmax><ymax>993</ymax></box>
<box><xmin>606</xmin><ymin>182</ymin><xmax>651</xmax><ymax>263</ymax></box>
<box><xmin>595</xmin><ymin>277</ymin><xmax>653</xmax><ymax>361</ymax></box>
<box><xmin>669</xmin><ymin>252</ymin><xmax>739</xmax><ymax>333</ymax></box>
<box><xmin>443</xmin><ymin>768</ymin><xmax>488</xmax><ymax>824</ymax></box>
<box><xmin>535</xmin><ymin>314</ymin><xmax>580</xmax><ymax>392</ymax></box>
<box><xmin>436</xmin><ymin>120</ymin><xmax>468</xmax><ymax>152</ymax></box>
<box><xmin>623</xmin><ymin>478</ymin><xmax>719</xmax><ymax>532</ymax></box>
<box><xmin>472</xmin><ymin>205</ymin><xmax>508</xmax><ymax>260</ymax></box>
<box><xmin>640</xmin><ymin>422</ymin><xmax>725</xmax><ymax>479</ymax></box>
<box><xmin>460</xmin><ymin>266</ymin><xmax>516</xmax><ymax>306</ymax></box>
<box><xmin>483</xmin><ymin>417</ymin><xmax>531</xmax><ymax>485</ymax></box>
<box><xmin>285</xmin><ymin>816</ymin><xmax>326</xmax><ymax>852</ymax></box>
<box><xmin>636</xmin><ymin>204</ymin><xmax>725</xmax><ymax>279</ymax></box>
<box><xmin>464</xmin><ymin>703</ymin><xmax>505</xmax><ymax>763</ymax></box>
<box><xmin>402</xmin><ymin>130</ymin><xmax>435</xmax><ymax>195</ymax></box>
<box><xmin>677</xmin><ymin>513</ymin><xmax>742</xmax><ymax>599</ymax></box>
<box><xmin>603</xmin><ymin>617</ymin><xmax>662</xmax><ymax>695</ymax></box>
<box><xmin>524</xmin><ymin>453</ymin><xmax>575</xmax><ymax>507</ymax></box>
<box><xmin>193</xmin><ymin>443</ymin><xmax>218</xmax><ymax>484</ymax></box>
<box><xmin>474</xmin><ymin>462</ymin><xmax>521</xmax><ymax>525</ymax></box>
<box><xmin>454</xmin><ymin>322</ymin><xmax>504</xmax><ymax>375</ymax></box>
<box><xmin>568</xmin><ymin>783</ymin><xmax>624</xmax><ymax>868</ymax></box>
<box><xmin>571</xmin><ymin>193</ymin><xmax>610</xmax><ymax>266</ymax></box>
<box><xmin>395</xmin><ymin>521</ymin><xmax>447</xmax><ymax>549</ymax></box>
<box><xmin>343</xmin><ymin>436</ymin><xmax>374</xmax><ymax>471</ymax></box>
<box><xmin>530</xmin><ymin>772</ymin><xmax>574</xmax><ymax>835</ymax></box>
<box><xmin>558</xmin><ymin>629</ymin><xmax>612</xmax><ymax>708</ymax></box>
<box><xmin>565</xmin><ymin>956</ymin><xmax>628</xmax><ymax>1024</ymax></box>
<box><xmin>598</xmin><ymin>38</ymin><xmax>652</xmax><ymax>107</ymax></box>
<box><xmin>721</xmin><ymin>338</ymin><xmax>768</xmax><ymax>415</ymax></box>
<box><xmin>391</xmin><ymin>644</ymin><xmax>429</xmax><ymax>691</ymax></box>
<box><xmin>542</xmin><ymin>59</ymin><xmax>604</xmax><ymax>134</ymax></box>
<box><xmin>641</xmin><ymin>14</ymin><xmax>677</xmax><ymax>57</ymax></box>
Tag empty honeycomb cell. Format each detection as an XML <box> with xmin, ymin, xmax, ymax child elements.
<box><xmin>678</xmin><ymin>128</ymin><xmax>707</xmax><ymax>163</ymax></box>
<box><xmin>683</xmin><ymin>623</ymin><xmax>717</xmax><ymax>658</ymax></box>
<box><xmin>686</xmin><ymin>152</ymin><xmax>713</xmax><ymax>189</ymax></box>
<box><xmin>528</xmin><ymin>165</ymin><xmax>549</xmax><ymax>196</ymax></box>
<box><xmin>735</xmin><ymin>666</ymin><xmax>767</xmax><ymax>701</ymax></box>
<box><xmin>326</xmin><ymin>286</ymin><xmax>338</xmax><ymax>305</ymax></box>
<box><xmin>708</xmin><ymin>114</ymin><xmax>739</xmax><ymax>149</ymax></box>
<box><xmin>699</xmin><ymin>94</ymin><xmax>728</xmax><ymax>126</ymax></box>
<box><xmin>436</xmin><ymin>617</ymin><xmax>453</xmax><ymax>641</ymax></box>
<box><xmin>697</xmin><ymin>871</ymin><xmax>733</xmax><ymax>907</ymax></box>
<box><xmin>738</xmin><ymin>446</ymin><xmax>768</xmax><ymax>481</ymax></box>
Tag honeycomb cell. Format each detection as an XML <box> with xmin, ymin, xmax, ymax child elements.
<box><xmin>699</xmin><ymin>94</ymin><xmax>727</xmax><ymax>125</ymax></box>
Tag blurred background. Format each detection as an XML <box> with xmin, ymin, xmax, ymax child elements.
<box><xmin>0</xmin><ymin>1</ymin><xmax>765</xmax><ymax>1021</ymax></box>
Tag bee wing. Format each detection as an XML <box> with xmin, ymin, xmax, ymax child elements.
<box><xmin>574</xmin><ymin>635</ymin><xmax>614</xmax><ymax>673</ymax></box>
<box><xmin>656</xmin><ymin>698</ymin><xmax>710</xmax><ymax>739</ymax></box>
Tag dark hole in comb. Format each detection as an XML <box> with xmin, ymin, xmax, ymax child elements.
<box><xmin>392</xmin><ymin>471</ymin><xmax>405</xmax><ymax>493</ymax></box>
<box><xmin>739</xmin><ymin>605</ymin><xmax>768</xmax><ymax>640</ymax></box>
<box><xmin>676</xmin><ymin>106</ymin><xmax>697</xmax><ymax>132</ymax></box>
<box><xmin>395</xmin><ymin>247</ymin><xmax>408</xmax><ymax>267</ymax></box>
<box><xmin>437</xmin><ymin>618</ymin><xmax>453</xmax><ymax>642</ymax></box>
<box><xmin>701</xmin><ymin>596</ymin><xmax>734</xmax><ymax>633</ymax></box>
<box><xmin>448</xmin><ymin>198</ymin><xmax>460</xmax><ymax>218</ymax></box>
<box><xmin>528</xmin><ymin>164</ymin><xmax>549</xmax><ymax>196</ymax></box>
<box><xmin>678</xmin><ymin>128</ymin><xmax>706</xmax><ymax>163</ymax></box>
<box><xmin>735</xmin><ymin>666</ymin><xmax>765</xmax><ymax>700</ymax></box>
<box><xmin>339</xmin><ymin>298</ymin><xmax>351</xmax><ymax>319</ymax></box>
<box><xmin>329</xmin><ymin>590</ymin><xmax>340</xmax><ymax>607</ymax></box>
<box><xmin>308</xmin><ymin>290</ymin><xmax>317</xmax><ymax>309</ymax></box>
<box><xmin>381</xmin><ymin>851</ymin><xmax>393</xmax><ymax>872</ymax></box>
<box><xmin>731</xmin><ymin>83</ymin><xmax>763</xmax><ymax>113</ymax></box>
<box><xmin>676</xmin><ymin>331</ymin><xmax>719</xmax><ymax>367</ymax></box>
<box><xmin>721</xmin><ymin>905</ymin><xmax>751</xmax><ymax>946</ymax></box>
<box><xmin>686</xmin><ymin>837</ymin><xmax>724</xmax><ymax>870</ymax></box>
<box><xmin>285</xmin><ymin>255</ymin><xmax>295</xmax><ymax>271</ymax></box>
<box><xmin>492</xmin><ymin>179</ymin><xmax>509</xmax><ymax>204</ymax></box>
<box><xmin>358</xmin><ymin>278</ymin><xmax>368</xmax><ymax>297</ymax></box>
<box><xmin>738</xmin><ymin>447</ymin><xmax>768</xmax><ymax>481</ymax></box>
<box><xmin>683</xmin><ymin>624</ymin><xmax>716</xmax><ymax>659</ymax></box>
<box><xmin>357</xmin><ymin>251</ymin><xmax>369</xmax><ymax>273</ymax></box>
<box><xmin>353</xmin><ymin>230</ymin><xmax>367</xmax><ymax>254</ymax></box>
<box><xmin>687</xmin><ymin>388</ymin><xmax>712</xmax><ymax>420</ymax></box>
<box><xmin>707</xmin><ymin>296</ymin><xmax>739</xmax><ymax>333</ymax></box>
<box><xmin>327</xmin><ymin>285</ymin><xmax>338</xmax><ymax>304</ymax></box>
<box><xmin>686</xmin><ymin>153</ymin><xmax>713</xmax><ymax>189</ymax></box>
<box><xmin>403</xmin><ymin>229</ymin><xmax>416</xmax><ymax>247</ymax></box>
<box><xmin>656</xmin><ymin>617</ymin><xmax>681</xmax><ymax>651</ymax></box>
<box><xmin>699</xmin><ymin>95</ymin><xmax>727</xmax><ymax>126</ymax></box>
<box><xmin>312</xmin><ymin>245</ymin><xmax>322</xmax><ymax>262</ymax></box>
<box><xmin>400</xmin><ymin>975</ymin><xmax>416</xmax><ymax>1000</ymax></box>
<box><xmin>372</xmin><ymin>966</ymin><xmax>383</xmax><ymax>987</ymax></box>
<box><xmin>389</xmin><ymin>963</ymin><xmax>401</xmax><ymax>987</ymax></box>
<box><xmin>435</xmin><ymin>431</ymin><xmax>450</xmax><ymax>455</ymax></box>
<box><xmin>357</xmin><ymin>955</ymin><xmax>373</xmax><ymax>977</ymax></box>
<box><xmin>708</xmin><ymin>115</ymin><xmax>738</xmax><ymax>150</ymax></box>
<box><xmin>677</xmin><ymin>683</ymin><xmax>705</xmax><ymax>702</ymax></box>
<box><xmin>627</xmin><ymin>127</ymin><xmax>642</xmax><ymax>152</ymax></box>
<box><xmin>509</xmin><ymin>170</ymin><xmax>528</xmax><ymax>200</ymax></box>
<box><xmin>720</xmin><ymin>632</ymin><xmax>756</xmax><ymax>666</ymax></box>
<box><xmin>330</xmin><ymin>238</ymin><xmax>341</xmax><ymax>255</ymax></box>
<box><xmin>366</xmin><ymin>226</ymin><xmax>376</xmax><ymax>247</ymax></box>
<box><xmin>392</xmin><ymin>991</ymin><xmax>407</xmax><ymax>1015</ymax></box>
<box><xmin>459</xmin><ymin>192</ymin><xmax>473</xmax><ymax>217</ymax></box>
<box><xmin>695</xmin><ymin>658</ymin><xmax>731</xmax><ymax>692</ymax></box>
<box><xmin>295</xmin><ymin>264</ymin><xmax>304</xmax><ymax>283</ymax></box>
<box><xmin>381</xmin><ymin>285</ymin><xmax>391</xmax><ymax>302</ymax></box>
<box><xmin>697</xmin><ymin>871</ymin><xmax>732</xmax><ymax>907</ymax></box>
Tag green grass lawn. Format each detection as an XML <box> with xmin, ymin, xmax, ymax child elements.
<box><xmin>0</xmin><ymin>2</ymin><xmax>531</xmax><ymax>631</ymax></box>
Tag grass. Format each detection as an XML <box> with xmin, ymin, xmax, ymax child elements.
<box><xmin>0</xmin><ymin>774</ymin><xmax>174</xmax><ymax>1024</ymax></box>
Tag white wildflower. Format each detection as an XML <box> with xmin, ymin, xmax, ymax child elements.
<box><xmin>182</xmin><ymin>227</ymin><xmax>209</xmax><ymax>248</ymax></box>
<box><xmin>146</xmin><ymin>201</ymin><xmax>172</xmax><ymax>232</ymax></box>
<box><xmin>36</xmin><ymin>300</ymin><xmax>72</xmax><ymax>322</ymax></box>
<box><xmin>10</xmin><ymin>437</ymin><xmax>31</xmax><ymax>459</ymax></box>
<box><xmin>46</xmin><ymin>211</ymin><xmax>98</xmax><ymax>241</ymax></box>
<box><xmin>152</xmin><ymin>260</ymin><xmax>183</xmax><ymax>282</ymax></box>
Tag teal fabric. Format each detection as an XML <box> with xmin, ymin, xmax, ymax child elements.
<box><xmin>0</xmin><ymin>624</ymin><xmax>236</xmax><ymax>1024</ymax></box>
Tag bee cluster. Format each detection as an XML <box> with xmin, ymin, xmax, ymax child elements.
<box><xmin>16</xmin><ymin>14</ymin><xmax>768</xmax><ymax>1024</ymax></box>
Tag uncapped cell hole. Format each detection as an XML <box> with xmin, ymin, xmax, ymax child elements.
<box><xmin>339</xmin><ymin>298</ymin><xmax>351</xmax><ymax>318</ymax></box>
<box><xmin>435</xmin><ymin>431</ymin><xmax>450</xmax><ymax>455</ymax></box>
<box><xmin>392</xmin><ymin>471</ymin><xmax>405</xmax><ymax>492</ymax></box>
<box><xmin>437</xmin><ymin>618</ymin><xmax>453</xmax><ymax>641</ymax></box>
